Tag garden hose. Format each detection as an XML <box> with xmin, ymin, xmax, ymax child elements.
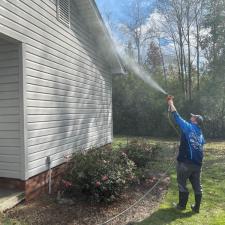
<box><xmin>98</xmin><ymin>97</ymin><xmax>180</xmax><ymax>225</ymax></box>
<box><xmin>168</xmin><ymin>111</ymin><xmax>180</xmax><ymax>136</ymax></box>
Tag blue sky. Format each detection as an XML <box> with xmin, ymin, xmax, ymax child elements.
<box><xmin>96</xmin><ymin>0</ymin><xmax>156</xmax><ymax>24</ymax></box>
<box><xmin>95</xmin><ymin>0</ymin><xmax>205</xmax><ymax>68</ymax></box>
<box><xmin>95</xmin><ymin>0</ymin><xmax>178</xmax><ymax>60</ymax></box>
<box><xmin>96</xmin><ymin>0</ymin><xmax>132</xmax><ymax>22</ymax></box>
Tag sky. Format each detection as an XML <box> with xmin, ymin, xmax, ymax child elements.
<box><xmin>95</xmin><ymin>0</ymin><xmax>205</xmax><ymax>66</ymax></box>
<box><xmin>95</xmin><ymin>0</ymin><xmax>157</xmax><ymax>45</ymax></box>
<box><xmin>96</xmin><ymin>0</ymin><xmax>155</xmax><ymax>24</ymax></box>
<box><xmin>96</xmin><ymin>0</ymin><xmax>129</xmax><ymax>22</ymax></box>
<box><xmin>95</xmin><ymin>0</ymin><xmax>176</xmax><ymax>61</ymax></box>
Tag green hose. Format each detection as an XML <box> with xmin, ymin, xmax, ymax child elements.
<box><xmin>167</xmin><ymin>111</ymin><xmax>180</xmax><ymax>137</ymax></box>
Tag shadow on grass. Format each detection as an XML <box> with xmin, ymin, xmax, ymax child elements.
<box><xmin>135</xmin><ymin>208</ymin><xmax>194</xmax><ymax>225</ymax></box>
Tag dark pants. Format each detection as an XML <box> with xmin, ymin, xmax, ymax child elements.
<box><xmin>176</xmin><ymin>162</ymin><xmax>202</xmax><ymax>195</ymax></box>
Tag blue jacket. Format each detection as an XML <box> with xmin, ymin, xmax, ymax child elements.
<box><xmin>172</xmin><ymin>112</ymin><xmax>205</xmax><ymax>166</ymax></box>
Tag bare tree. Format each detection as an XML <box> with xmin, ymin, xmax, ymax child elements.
<box><xmin>194</xmin><ymin>0</ymin><xmax>205</xmax><ymax>91</ymax></box>
<box><xmin>157</xmin><ymin>0</ymin><xmax>187</xmax><ymax>98</ymax></box>
<box><xmin>183</xmin><ymin>0</ymin><xmax>204</xmax><ymax>99</ymax></box>
<box><xmin>157</xmin><ymin>38</ymin><xmax>168</xmax><ymax>89</ymax></box>
<box><xmin>119</xmin><ymin>0</ymin><xmax>153</xmax><ymax>64</ymax></box>
<box><xmin>157</xmin><ymin>0</ymin><xmax>205</xmax><ymax>99</ymax></box>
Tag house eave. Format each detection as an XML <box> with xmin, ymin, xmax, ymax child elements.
<box><xmin>74</xmin><ymin>0</ymin><xmax>126</xmax><ymax>75</ymax></box>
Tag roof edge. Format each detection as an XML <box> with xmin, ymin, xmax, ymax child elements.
<box><xmin>87</xmin><ymin>0</ymin><xmax>126</xmax><ymax>75</ymax></box>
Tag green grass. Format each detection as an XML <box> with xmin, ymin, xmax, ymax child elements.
<box><xmin>0</xmin><ymin>213</ymin><xmax>25</xmax><ymax>225</ymax></box>
<box><xmin>135</xmin><ymin>139</ymin><xmax>225</xmax><ymax>225</ymax></box>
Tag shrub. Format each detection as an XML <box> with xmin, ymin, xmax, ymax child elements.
<box><xmin>123</xmin><ymin>139</ymin><xmax>160</xmax><ymax>168</ymax></box>
<box><xmin>65</xmin><ymin>146</ymin><xmax>136</xmax><ymax>203</ymax></box>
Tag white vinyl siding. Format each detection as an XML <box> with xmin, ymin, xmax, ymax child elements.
<box><xmin>0</xmin><ymin>0</ymin><xmax>112</xmax><ymax>179</ymax></box>
<box><xmin>0</xmin><ymin>38</ymin><xmax>21</xmax><ymax>179</ymax></box>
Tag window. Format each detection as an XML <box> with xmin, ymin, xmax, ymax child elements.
<box><xmin>57</xmin><ymin>0</ymin><xmax>71</xmax><ymax>27</ymax></box>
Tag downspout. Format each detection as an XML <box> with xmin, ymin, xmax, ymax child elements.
<box><xmin>46</xmin><ymin>156</ymin><xmax>52</xmax><ymax>195</ymax></box>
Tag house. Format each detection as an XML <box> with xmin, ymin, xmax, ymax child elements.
<box><xmin>0</xmin><ymin>0</ymin><xmax>124</xmax><ymax>200</ymax></box>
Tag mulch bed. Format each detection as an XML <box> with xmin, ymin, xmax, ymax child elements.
<box><xmin>6</xmin><ymin>175</ymin><xmax>170</xmax><ymax>225</ymax></box>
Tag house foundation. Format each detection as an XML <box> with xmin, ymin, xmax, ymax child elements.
<box><xmin>0</xmin><ymin>162</ymin><xmax>68</xmax><ymax>201</ymax></box>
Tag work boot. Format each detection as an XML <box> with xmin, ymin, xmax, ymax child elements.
<box><xmin>191</xmin><ymin>194</ymin><xmax>202</xmax><ymax>213</ymax></box>
<box><xmin>174</xmin><ymin>191</ymin><xmax>189</xmax><ymax>210</ymax></box>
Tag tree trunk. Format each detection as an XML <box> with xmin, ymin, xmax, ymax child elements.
<box><xmin>178</xmin><ymin>25</ymin><xmax>185</xmax><ymax>96</ymax></box>
<box><xmin>183</xmin><ymin>46</ymin><xmax>188</xmax><ymax>98</ymax></box>
<box><xmin>187</xmin><ymin>4</ymin><xmax>192</xmax><ymax>101</ymax></box>
<box><xmin>137</xmin><ymin>39</ymin><xmax>141</xmax><ymax>64</ymax></box>
<box><xmin>158</xmin><ymin>39</ymin><xmax>167</xmax><ymax>89</ymax></box>
<box><xmin>196</xmin><ymin>23</ymin><xmax>200</xmax><ymax>91</ymax></box>
<box><xmin>170</xmin><ymin>27</ymin><xmax>182</xmax><ymax>82</ymax></box>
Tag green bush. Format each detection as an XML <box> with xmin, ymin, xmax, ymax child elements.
<box><xmin>66</xmin><ymin>146</ymin><xmax>136</xmax><ymax>203</ymax></box>
<box><xmin>123</xmin><ymin>139</ymin><xmax>160</xmax><ymax>168</ymax></box>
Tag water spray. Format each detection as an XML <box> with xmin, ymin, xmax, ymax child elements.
<box><xmin>117</xmin><ymin>50</ymin><xmax>168</xmax><ymax>95</ymax></box>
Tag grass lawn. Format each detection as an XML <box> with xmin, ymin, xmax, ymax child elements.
<box><xmin>134</xmin><ymin>139</ymin><xmax>225</xmax><ymax>225</ymax></box>
<box><xmin>1</xmin><ymin>137</ymin><xmax>225</xmax><ymax>225</ymax></box>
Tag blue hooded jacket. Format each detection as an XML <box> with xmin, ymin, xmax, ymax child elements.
<box><xmin>172</xmin><ymin>112</ymin><xmax>205</xmax><ymax>166</ymax></box>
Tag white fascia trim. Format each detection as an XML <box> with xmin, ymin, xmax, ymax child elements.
<box><xmin>87</xmin><ymin>0</ymin><xmax>126</xmax><ymax>75</ymax></box>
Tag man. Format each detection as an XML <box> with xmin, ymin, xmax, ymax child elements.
<box><xmin>168</xmin><ymin>98</ymin><xmax>205</xmax><ymax>213</ymax></box>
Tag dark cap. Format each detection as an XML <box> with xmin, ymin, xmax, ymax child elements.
<box><xmin>190</xmin><ymin>113</ymin><xmax>203</xmax><ymax>125</ymax></box>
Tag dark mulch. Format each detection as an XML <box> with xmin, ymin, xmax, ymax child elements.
<box><xmin>6</xmin><ymin>175</ymin><xmax>170</xmax><ymax>225</ymax></box>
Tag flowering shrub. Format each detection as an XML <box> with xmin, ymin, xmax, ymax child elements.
<box><xmin>66</xmin><ymin>146</ymin><xmax>136</xmax><ymax>202</ymax></box>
